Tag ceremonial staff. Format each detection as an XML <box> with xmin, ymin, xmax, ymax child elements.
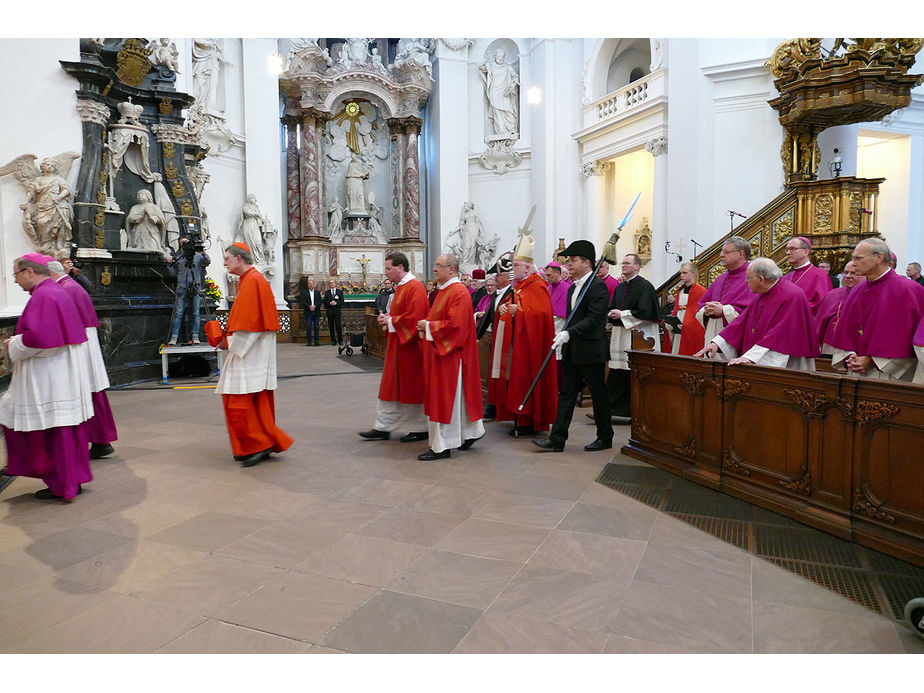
<box><xmin>515</xmin><ymin>193</ymin><xmax>641</xmax><ymax>415</ymax></box>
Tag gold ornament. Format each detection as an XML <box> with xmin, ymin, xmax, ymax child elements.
<box><xmin>180</xmin><ymin>199</ymin><xmax>193</xmax><ymax>216</ymax></box>
<box><xmin>116</xmin><ymin>38</ymin><xmax>152</xmax><ymax>86</ymax></box>
<box><xmin>164</xmin><ymin>161</ymin><xmax>178</xmax><ymax>179</ymax></box>
<box><xmin>101</xmin><ymin>266</ymin><xmax>112</xmax><ymax>285</ymax></box>
<box><xmin>172</xmin><ymin>179</ymin><xmax>185</xmax><ymax>197</ymax></box>
<box><xmin>163</xmin><ymin>142</ymin><xmax>176</xmax><ymax>160</ymax></box>
<box><xmin>159</xmin><ymin>97</ymin><xmax>173</xmax><ymax>115</ymax></box>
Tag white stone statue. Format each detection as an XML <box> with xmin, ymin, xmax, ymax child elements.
<box><xmin>345</xmin><ymin>154</ymin><xmax>370</xmax><ymax>214</ymax></box>
<box><xmin>479</xmin><ymin>48</ymin><xmax>520</xmax><ymax>138</ymax></box>
<box><xmin>392</xmin><ymin>38</ymin><xmax>432</xmax><ymax>75</ymax></box>
<box><xmin>192</xmin><ymin>38</ymin><xmax>223</xmax><ymax>114</ymax></box>
<box><xmin>235</xmin><ymin>194</ymin><xmax>270</xmax><ymax>268</ymax></box>
<box><xmin>370</xmin><ymin>47</ymin><xmax>384</xmax><ymax>71</ymax></box>
<box><xmin>446</xmin><ymin>201</ymin><xmax>497</xmax><ymax>272</ymax></box>
<box><xmin>150</xmin><ymin>38</ymin><xmax>180</xmax><ymax>73</ymax></box>
<box><xmin>337</xmin><ymin>38</ymin><xmax>371</xmax><ymax>69</ymax></box>
<box><xmin>1</xmin><ymin>154</ymin><xmax>79</xmax><ymax>254</ymax></box>
<box><xmin>367</xmin><ymin>198</ymin><xmax>385</xmax><ymax>242</ymax></box>
<box><xmin>125</xmin><ymin>188</ymin><xmax>169</xmax><ymax>256</ymax></box>
<box><xmin>327</xmin><ymin>199</ymin><xmax>344</xmax><ymax>240</ymax></box>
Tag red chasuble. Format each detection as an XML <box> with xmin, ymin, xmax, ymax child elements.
<box><xmin>718</xmin><ymin>279</ymin><xmax>818</xmax><ymax>358</ymax></box>
<box><xmin>496</xmin><ymin>273</ymin><xmax>558</xmax><ymax>430</ymax></box>
<box><xmin>226</xmin><ymin>266</ymin><xmax>280</xmax><ymax>334</ymax></box>
<box><xmin>829</xmin><ymin>269</ymin><xmax>924</xmax><ymax>358</ymax></box>
<box><xmin>486</xmin><ymin>287</ymin><xmax>515</xmax><ymax>406</ymax></box>
<box><xmin>422</xmin><ymin>281</ymin><xmax>483</xmax><ymax>425</ymax></box>
<box><xmin>784</xmin><ymin>263</ymin><xmax>832</xmax><ymax>315</ymax></box>
<box><xmin>378</xmin><ymin>277</ymin><xmax>429</xmax><ymax>404</ymax></box>
<box><xmin>671</xmin><ymin>283</ymin><xmax>706</xmax><ymax>355</ymax></box>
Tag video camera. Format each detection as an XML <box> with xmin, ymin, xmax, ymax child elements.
<box><xmin>181</xmin><ymin>220</ymin><xmax>207</xmax><ymax>260</ymax></box>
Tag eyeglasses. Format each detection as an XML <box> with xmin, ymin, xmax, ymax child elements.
<box><xmin>433</xmin><ymin>263</ymin><xmax>449</xmax><ymax>269</ymax></box>
<box><xmin>12</xmin><ymin>269</ymin><xmax>27</xmax><ymax>275</ymax></box>
<box><xmin>851</xmin><ymin>254</ymin><xmax>871</xmax><ymax>261</ymax></box>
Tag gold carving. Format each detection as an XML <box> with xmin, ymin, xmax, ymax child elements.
<box><xmin>855</xmin><ymin>399</ymin><xmax>900</xmax><ymax>424</ymax></box>
<box><xmin>707</xmin><ymin>263</ymin><xmax>724</xmax><ymax>284</ymax></box>
<box><xmin>94</xmin><ymin>209</ymin><xmax>105</xmax><ymax>226</ymax></box>
<box><xmin>779</xmin><ymin>472</ymin><xmax>813</xmax><ymax>496</ymax></box>
<box><xmin>814</xmin><ymin>194</ymin><xmax>835</xmax><ymax>234</ymax></box>
<box><xmin>171</xmin><ymin>179</ymin><xmax>185</xmax><ymax>197</ymax></box>
<box><xmin>97</xmin><ymin>188</ymin><xmax>106</xmax><ymax>205</ymax></box>
<box><xmin>766</xmin><ymin>38</ymin><xmax>823</xmax><ymax>79</ymax></box>
<box><xmin>163</xmin><ymin>142</ymin><xmax>176</xmax><ymax>160</ymax></box>
<box><xmin>101</xmin><ymin>266</ymin><xmax>112</xmax><ymax>286</ymax></box>
<box><xmin>180</xmin><ymin>199</ymin><xmax>193</xmax><ymax>216</ymax></box>
<box><xmin>847</xmin><ymin>192</ymin><xmax>862</xmax><ymax>232</ymax></box>
<box><xmin>95</xmin><ymin>227</ymin><xmax>105</xmax><ymax>249</ymax></box>
<box><xmin>674</xmin><ymin>437</ymin><xmax>696</xmax><ymax>458</ymax></box>
<box><xmin>678</xmin><ymin>371</ymin><xmax>706</xmax><ymax>395</ymax></box>
<box><xmin>631</xmin><ymin>417</ymin><xmax>651</xmax><ymax>442</ymax></box>
<box><xmin>852</xmin><ymin>486</ymin><xmax>896</xmax><ymax>524</ymax></box>
<box><xmin>164</xmin><ymin>162</ymin><xmax>178</xmax><ymax>179</ymax></box>
<box><xmin>102</xmin><ymin>80</ymin><xmax>113</xmax><ymax>96</ymax></box>
<box><xmin>159</xmin><ymin>97</ymin><xmax>173</xmax><ymax>115</ymax></box>
<box><xmin>784</xmin><ymin>388</ymin><xmax>832</xmax><ymax>413</ymax></box>
<box><xmin>722</xmin><ymin>379</ymin><xmax>751</xmax><ymax>400</ymax></box>
<box><xmin>116</xmin><ymin>38</ymin><xmax>152</xmax><ymax>86</ymax></box>
<box><xmin>772</xmin><ymin>210</ymin><xmax>794</xmax><ymax>249</ymax></box>
<box><xmin>722</xmin><ymin>449</ymin><xmax>751</xmax><ymax>477</ymax></box>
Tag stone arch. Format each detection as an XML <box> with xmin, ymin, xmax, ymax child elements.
<box><xmin>324</xmin><ymin>80</ymin><xmax>399</xmax><ymax>119</ymax></box>
<box><xmin>586</xmin><ymin>38</ymin><xmax>654</xmax><ymax>100</ymax></box>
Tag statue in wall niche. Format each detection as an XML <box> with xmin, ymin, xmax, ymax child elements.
<box><xmin>192</xmin><ymin>38</ymin><xmax>224</xmax><ymax>114</ymax></box>
<box><xmin>125</xmin><ymin>189</ymin><xmax>169</xmax><ymax>257</ymax></box>
<box><xmin>327</xmin><ymin>199</ymin><xmax>344</xmax><ymax>240</ymax></box>
<box><xmin>0</xmin><ymin>153</ymin><xmax>79</xmax><ymax>254</ymax></box>
<box><xmin>446</xmin><ymin>201</ymin><xmax>498</xmax><ymax>272</ymax></box>
<box><xmin>479</xmin><ymin>48</ymin><xmax>519</xmax><ymax>138</ymax></box>
<box><xmin>345</xmin><ymin>154</ymin><xmax>370</xmax><ymax>214</ymax></box>
<box><xmin>235</xmin><ymin>195</ymin><xmax>276</xmax><ymax>272</ymax></box>
<box><xmin>150</xmin><ymin>38</ymin><xmax>180</xmax><ymax>73</ymax></box>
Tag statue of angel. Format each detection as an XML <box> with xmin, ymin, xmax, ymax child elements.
<box><xmin>0</xmin><ymin>152</ymin><xmax>79</xmax><ymax>253</ymax></box>
<box><xmin>150</xmin><ymin>38</ymin><xmax>180</xmax><ymax>73</ymax></box>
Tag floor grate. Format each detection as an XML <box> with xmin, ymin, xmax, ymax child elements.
<box><xmin>596</xmin><ymin>462</ymin><xmax>924</xmax><ymax>624</ymax></box>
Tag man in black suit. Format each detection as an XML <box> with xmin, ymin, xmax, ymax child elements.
<box><xmin>298</xmin><ymin>278</ymin><xmax>322</xmax><ymax>346</ymax></box>
<box><xmin>323</xmin><ymin>279</ymin><xmax>345</xmax><ymax>346</ymax></box>
<box><xmin>534</xmin><ymin>240</ymin><xmax>613</xmax><ymax>452</ymax></box>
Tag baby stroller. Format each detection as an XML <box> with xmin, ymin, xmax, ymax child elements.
<box><xmin>339</xmin><ymin>332</ymin><xmax>368</xmax><ymax>357</ymax></box>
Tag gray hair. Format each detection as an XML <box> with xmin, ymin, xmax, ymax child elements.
<box><xmin>723</xmin><ymin>236</ymin><xmax>752</xmax><ymax>260</ymax></box>
<box><xmin>910</xmin><ymin>262</ymin><xmax>922</xmax><ymax>272</ymax></box>
<box><xmin>47</xmin><ymin>261</ymin><xmax>65</xmax><ymax>274</ymax></box>
<box><xmin>749</xmin><ymin>257</ymin><xmax>782</xmax><ymax>281</ymax></box>
<box><xmin>859</xmin><ymin>237</ymin><xmax>891</xmax><ymax>263</ymax></box>
<box><xmin>442</xmin><ymin>254</ymin><xmax>460</xmax><ymax>274</ymax></box>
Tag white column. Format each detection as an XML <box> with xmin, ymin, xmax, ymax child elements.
<box><xmin>581</xmin><ymin>161</ymin><xmax>609</xmax><ymax>251</ymax></box>
<box><xmin>241</xmin><ymin>38</ymin><xmax>286</xmax><ymax>307</ymax></box>
<box><xmin>646</xmin><ymin>135</ymin><xmax>672</xmax><ymax>284</ymax></box>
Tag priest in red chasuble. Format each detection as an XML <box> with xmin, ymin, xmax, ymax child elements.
<box><xmin>829</xmin><ymin>238</ymin><xmax>924</xmax><ymax>382</ymax></box>
<box><xmin>695</xmin><ymin>257</ymin><xmax>818</xmax><ymax>370</ymax></box>
<box><xmin>216</xmin><ymin>243</ymin><xmax>293</xmax><ymax>467</ymax></box>
<box><xmin>358</xmin><ymin>251</ymin><xmax>430</xmax><ymax>443</ymax></box>
<box><xmin>669</xmin><ymin>262</ymin><xmax>706</xmax><ymax>355</ymax></box>
<box><xmin>415</xmin><ymin>254</ymin><xmax>484</xmax><ymax>461</ymax></box>
<box><xmin>491</xmin><ymin>232</ymin><xmax>557</xmax><ymax>435</ymax></box>
<box><xmin>783</xmin><ymin>236</ymin><xmax>833</xmax><ymax>315</ymax></box>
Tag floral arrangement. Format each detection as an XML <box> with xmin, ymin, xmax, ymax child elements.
<box><xmin>204</xmin><ymin>277</ymin><xmax>223</xmax><ymax>302</ymax></box>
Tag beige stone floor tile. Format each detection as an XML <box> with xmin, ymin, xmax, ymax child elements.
<box><xmin>146</xmin><ymin>511</ymin><xmax>269</xmax><ymax>552</ymax></box>
<box><xmin>896</xmin><ymin>623</ymin><xmax>924</xmax><ymax>653</ymax></box>
<box><xmin>496</xmin><ymin>473</ymin><xmax>592</xmax><ymax>502</ymax></box>
<box><xmin>388</xmin><ymin>549</ymin><xmax>522</xmax><ymax>609</ymax></box>
<box><xmin>11</xmin><ymin>592</ymin><xmax>204</xmax><ymax>653</ymax></box>
<box><xmin>213</xmin><ymin>486</ymin><xmax>321</xmax><ymax>522</ymax></box>
<box><xmin>558</xmin><ymin>500</ymin><xmax>658</xmax><ymax>541</ymax></box>
<box><xmin>156</xmin><ymin>619</ymin><xmax>310</xmax><ymax>653</ymax></box>
<box><xmin>471</xmin><ymin>492</ymin><xmax>574</xmax><ymax>529</ymax></box>
<box><xmin>754</xmin><ymin>600</ymin><xmax>904</xmax><ymax>653</ymax></box>
<box><xmin>401</xmin><ymin>483</ymin><xmax>491</xmax><ymax>517</ymax></box>
<box><xmin>435</xmin><ymin>464</ymin><xmax>525</xmax><ymax>492</ymax></box>
<box><xmin>436</xmin><ymin>517</ymin><xmax>550</xmax><ymax>562</ymax></box>
<box><xmin>56</xmin><ymin>538</ymin><xmax>207</xmax><ymax>593</ymax></box>
<box><xmin>288</xmin><ymin>497</ymin><xmax>388</xmax><ymax>533</ymax></box>
<box><xmin>378</xmin><ymin>459</ymin><xmax>451</xmax><ymax>484</ymax></box>
<box><xmin>528</xmin><ymin>529</ymin><xmax>647</xmax><ymax>579</ymax></box>
<box><xmin>453</xmin><ymin>611</ymin><xmax>608</xmax><ymax>653</ymax></box>
<box><xmin>303</xmin><ymin>645</ymin><xmax>347</xmax><ymax>653</ymax></box>
<box><xmin>320</xmin><ymin>590</ymin><xmax>482</xmax><ymax>653</ymax></box>
<box><xmin>216</xmin><ymin>570</ymin><xmax>376</xmax><ymax>642</ymax></box>
<box><xmin>632</xmin><ymin>542</ymin><xmax>753</xmax><ymax>600</ymax></box>
<box><xmin>15</xmin><ymin>525</ymin><xmax>134</xmax><ymax>572</ymax></box>
<box><xmin>216</xmin><ymin>520</ymin><xmax>345</xmax><ymax>569</ymax></box>
<box><xmin>489</xmin><ymin>565</ymin><xmax>630</xmax><ymax>632</ymax></box>
<box><xmin>355</xmin><ymin>507</ymin><xmax>467</xmax><ymax>546</ymax></box>
<box><xmin>602</xmin><ymin>633</ymin><xmax>702</xmax><ymax>654</ymax></box>
<box><xmin>128</xmin><ymin>555</ymin><xmax>285</xmax><ymax>617</ymax></box>
<box><xmin>329</xmin><ymin>478</ymin><xmax>431</xmax><ymax>507</ymax></box>
<box><xmin>296</xmin><ymin>533</ymin><xmax>428</xmax><ymax>586</ymax></box>
<box><xmin>80</xmin><ymin>503</ymin><xmax>207</xmax><ymax>539</ymax></box>
<box><xmin>604</xmin><ymin>580</ymin><xmax>752</xmax><ymax>653</ymax></box>
<box><xmin>0</xmin><ymin>546</ymin><xmax>59</xmax><ymax>591</ymax></box>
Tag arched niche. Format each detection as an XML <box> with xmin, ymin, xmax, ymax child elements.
<box><xmin>587</xmin><ymin>38</ymin><xmax>655</xmax><ymax>100</ymax></box>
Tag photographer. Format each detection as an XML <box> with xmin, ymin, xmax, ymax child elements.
<box><xmin>167</xmin><ymin>237</ymin><xmax>211</xmax><ymax>345</ymax></box>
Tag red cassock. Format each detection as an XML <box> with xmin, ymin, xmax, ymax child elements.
<box><xmin>378</xmin><ymin>278</ymin><xmax>429</xmax><ymax>404</ymax></box>
<box><xmin>422</xmin><ymin>282</ymin><xmax>483</xmax><ymax>425</ymax></box>
<box><xmin>486</xmin><ymin>287</ymin><xmax>515</xmax><ymax>407</ymax></box>
<box><xmin>670</xmin><ymin>283</ymin><xmax>707</xmax><ymax>356</ymax></box>
<box><xmin>493</xmin><ymin>273</ymin><xmax>558</xmax><ymax>430</ymax></box>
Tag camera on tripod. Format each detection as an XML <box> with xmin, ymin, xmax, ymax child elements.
<box><xmin>181</xmin><ymin>220</ymin><xmax>207</xmax><ymax>259</ymax></box>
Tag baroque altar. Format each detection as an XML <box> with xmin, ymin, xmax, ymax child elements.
<box><xmin>279</xmin><ymin>39</ymin><xmax>432</xmax><ymax>297</ymax></box>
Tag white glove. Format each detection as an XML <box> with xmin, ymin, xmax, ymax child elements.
<box><xmin>620</xmin><ymin>309</ymin><xmax>633</xmax><ymax>319</ymax></box>
<box><xmin>551</xmin><ymin>331</ymin><xmax>570</xmax><ymax>349</ymax></box>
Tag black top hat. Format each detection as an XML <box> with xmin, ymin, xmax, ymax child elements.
<box><xmin>561</xmin><ymin>240</ymin><xmax>596</xmax><ymax>264</ymax></box>
<box><xmin>486</xmin><ymin>254</ymin><xmax>513</xmax><ymax>274</ymax></box>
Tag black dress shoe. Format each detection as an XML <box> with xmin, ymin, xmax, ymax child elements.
<box><xmin>240</xmin><ymin>449</ymin><xmax>270</xmax><ymax>467</ymax></box>
<box><xmin>35</xmin><ymin>485</ymin><xmax>82</xmax><ymax>500</ymax></box>
<box><xmin>509</xmin><ymin>426</ymin><xmax>536</xmax><ymax>437</ymax></box>
<box><xmin>418</xmin><ymin>448</ymin><xmax>450</xmax><ymax>461</ymax></box>
<box><xmin>482</xmin><ymin>406</ymin><xmax>497</xmax><ymax>421</ymax></box>
<box><xmin>399</xmin><ymin>431</ymin><xmax>428</xmax><ymax>443</ymax></box>
<box><xmin>89</xmin><ymin>443</ymin><xmax>114</xmax><ymax>459</ymax></box>
<box><xmin>458</xmin><ymin>433</ymin><xmax>484</xmax><ymax>450</ymax></box>
<box><xmin>359</xmin><ymin>429</ymin><xmax>391</xmax><ymax>440</ymax></box>
<box><xmin>584</xmin><ymin>439</ymin><xmax>613</xmax><ymax>451</ymax></box>
<box><xmin>532</xmin><ymin>437</ymin><xmax>564</xmax><ymax>452</ymax></box>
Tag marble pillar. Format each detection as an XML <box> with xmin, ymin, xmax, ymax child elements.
<box><xmin>285</xmin><ymin>118</ymin><xmax>301</xmax><ymax>240</ymax></box>
<box><xmin>403</xmin><ymin>123</ymin><xmax>421</xmax><ymax>239</ymax></box>
<box><xmin>301</xmin><ymin>111</ymin><xmax>323</xmax><ymax>238</ymax></box>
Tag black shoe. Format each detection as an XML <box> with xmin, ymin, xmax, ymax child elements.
<box><xmin>509</xmin><ymin>426</ymin><xmax>536</xmax><ymax>437</ymax></box>
<box><xmin>89</xmin><ymin>443</ymin><xmax>114</xmax><ymax>460</ymax></box>
<box><xmin>399</xmin><ymin>431</ymin><xmax>428</xmax><ymax>443</ymax></box>
<box><xmin>584</xmin><ymin>438</ymin><xmax>613</xmax><ymax>452</ymax></box>
<box><xmin>240</xmin><ymin>449</ymin><xmax>271</xmax><ymax>467</ymax></box>
<box><xmin>532</xmin><ymin>437</ymin><xmax>564</xmax><ymax>452</ymax></box>
<box><xmin>359</xmin><ymin>429</ymin><xmax>390</xmax><ymax>440</ymax></box>
<box><xmin>35</xmin><ymin>485</ymin><xmax>82</xmax><ymax>500</ymax></box>
<box><xmin>314</xmin><ymin>342</ymin><xmax>320</xmax><ymax>346</ymax></box>
<box><xmin>458</xmin><ymin>433</ymin><xmax>484</xmax><ymax>450</ymax></box>
<box><xmin>585</xmin><ymin>413</ymin><xmax>596</xmax><ymax>420</ymax></box>
<box><xmin>482</xmin><ymin>406</ymin><xmax>496</xmax><ymax>421</ymax></box>
<box><xmin>418</xmin><ymin>448</ymin><xmax>450</xmax><ymax>461</ymax></box>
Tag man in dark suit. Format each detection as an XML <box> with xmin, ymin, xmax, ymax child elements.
<box><xmin>534</xmin><ymin>240</ymin><xmax>613</xmax><ymax>452</ymax></box>
<box><xmin>298</xmin><ymin>278</ymin><xmax>322</xmax><ymax>346</ymax></box>
<box><xmin>323</xmin><ymin>279</ymin><xmax>345</xmax><ymax>346</ymax></box>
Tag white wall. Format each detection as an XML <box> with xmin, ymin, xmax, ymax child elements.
<box><xmin>858</xmin><ymin>133</ymin><xmax>912</xmax><ymax>266</ymax></box>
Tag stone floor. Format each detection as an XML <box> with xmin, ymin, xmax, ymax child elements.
<box><xmin>1</xmin><ymin>342</ymin><xmax>922</xmax><ymax>655</ymax></box>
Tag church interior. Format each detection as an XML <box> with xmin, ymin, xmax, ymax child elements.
<box><xmin>0</xmin><ymin>13</ymin><xmax>922</xmax><ymax>685</ymax></box>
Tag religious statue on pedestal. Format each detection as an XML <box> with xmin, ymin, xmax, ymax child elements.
<box><xmin>345</xmin><ymin>154</ymin><xmax>370</xmax><ymax>214</ymax></box>
<box><xmin>192</xmin><ymin>39</ymin><xmax>223</xmax><ymax>115</ymax></box>
<box><xmin>235</xmin><ymin>194</ymin><xmax>277</xmax><ymax>275</ymax></box>
<box><xmin>445</xmin><ymin>201</ymin><xmax>498</xmax><ymax>273</ymax></box>
<box><xmin>125</xmin><ymin>189</ymin><xmax>169</xmax><ymax>257</ymax></box>
<box><xmin>150</xmin><ymin>38</ymin><xmax>180</xmax><ymax>73</ymax></box>
<box><xmin>479</xmin><ymin>48</ymin><xmax>519</xmax><ymax>138</ymax></box>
